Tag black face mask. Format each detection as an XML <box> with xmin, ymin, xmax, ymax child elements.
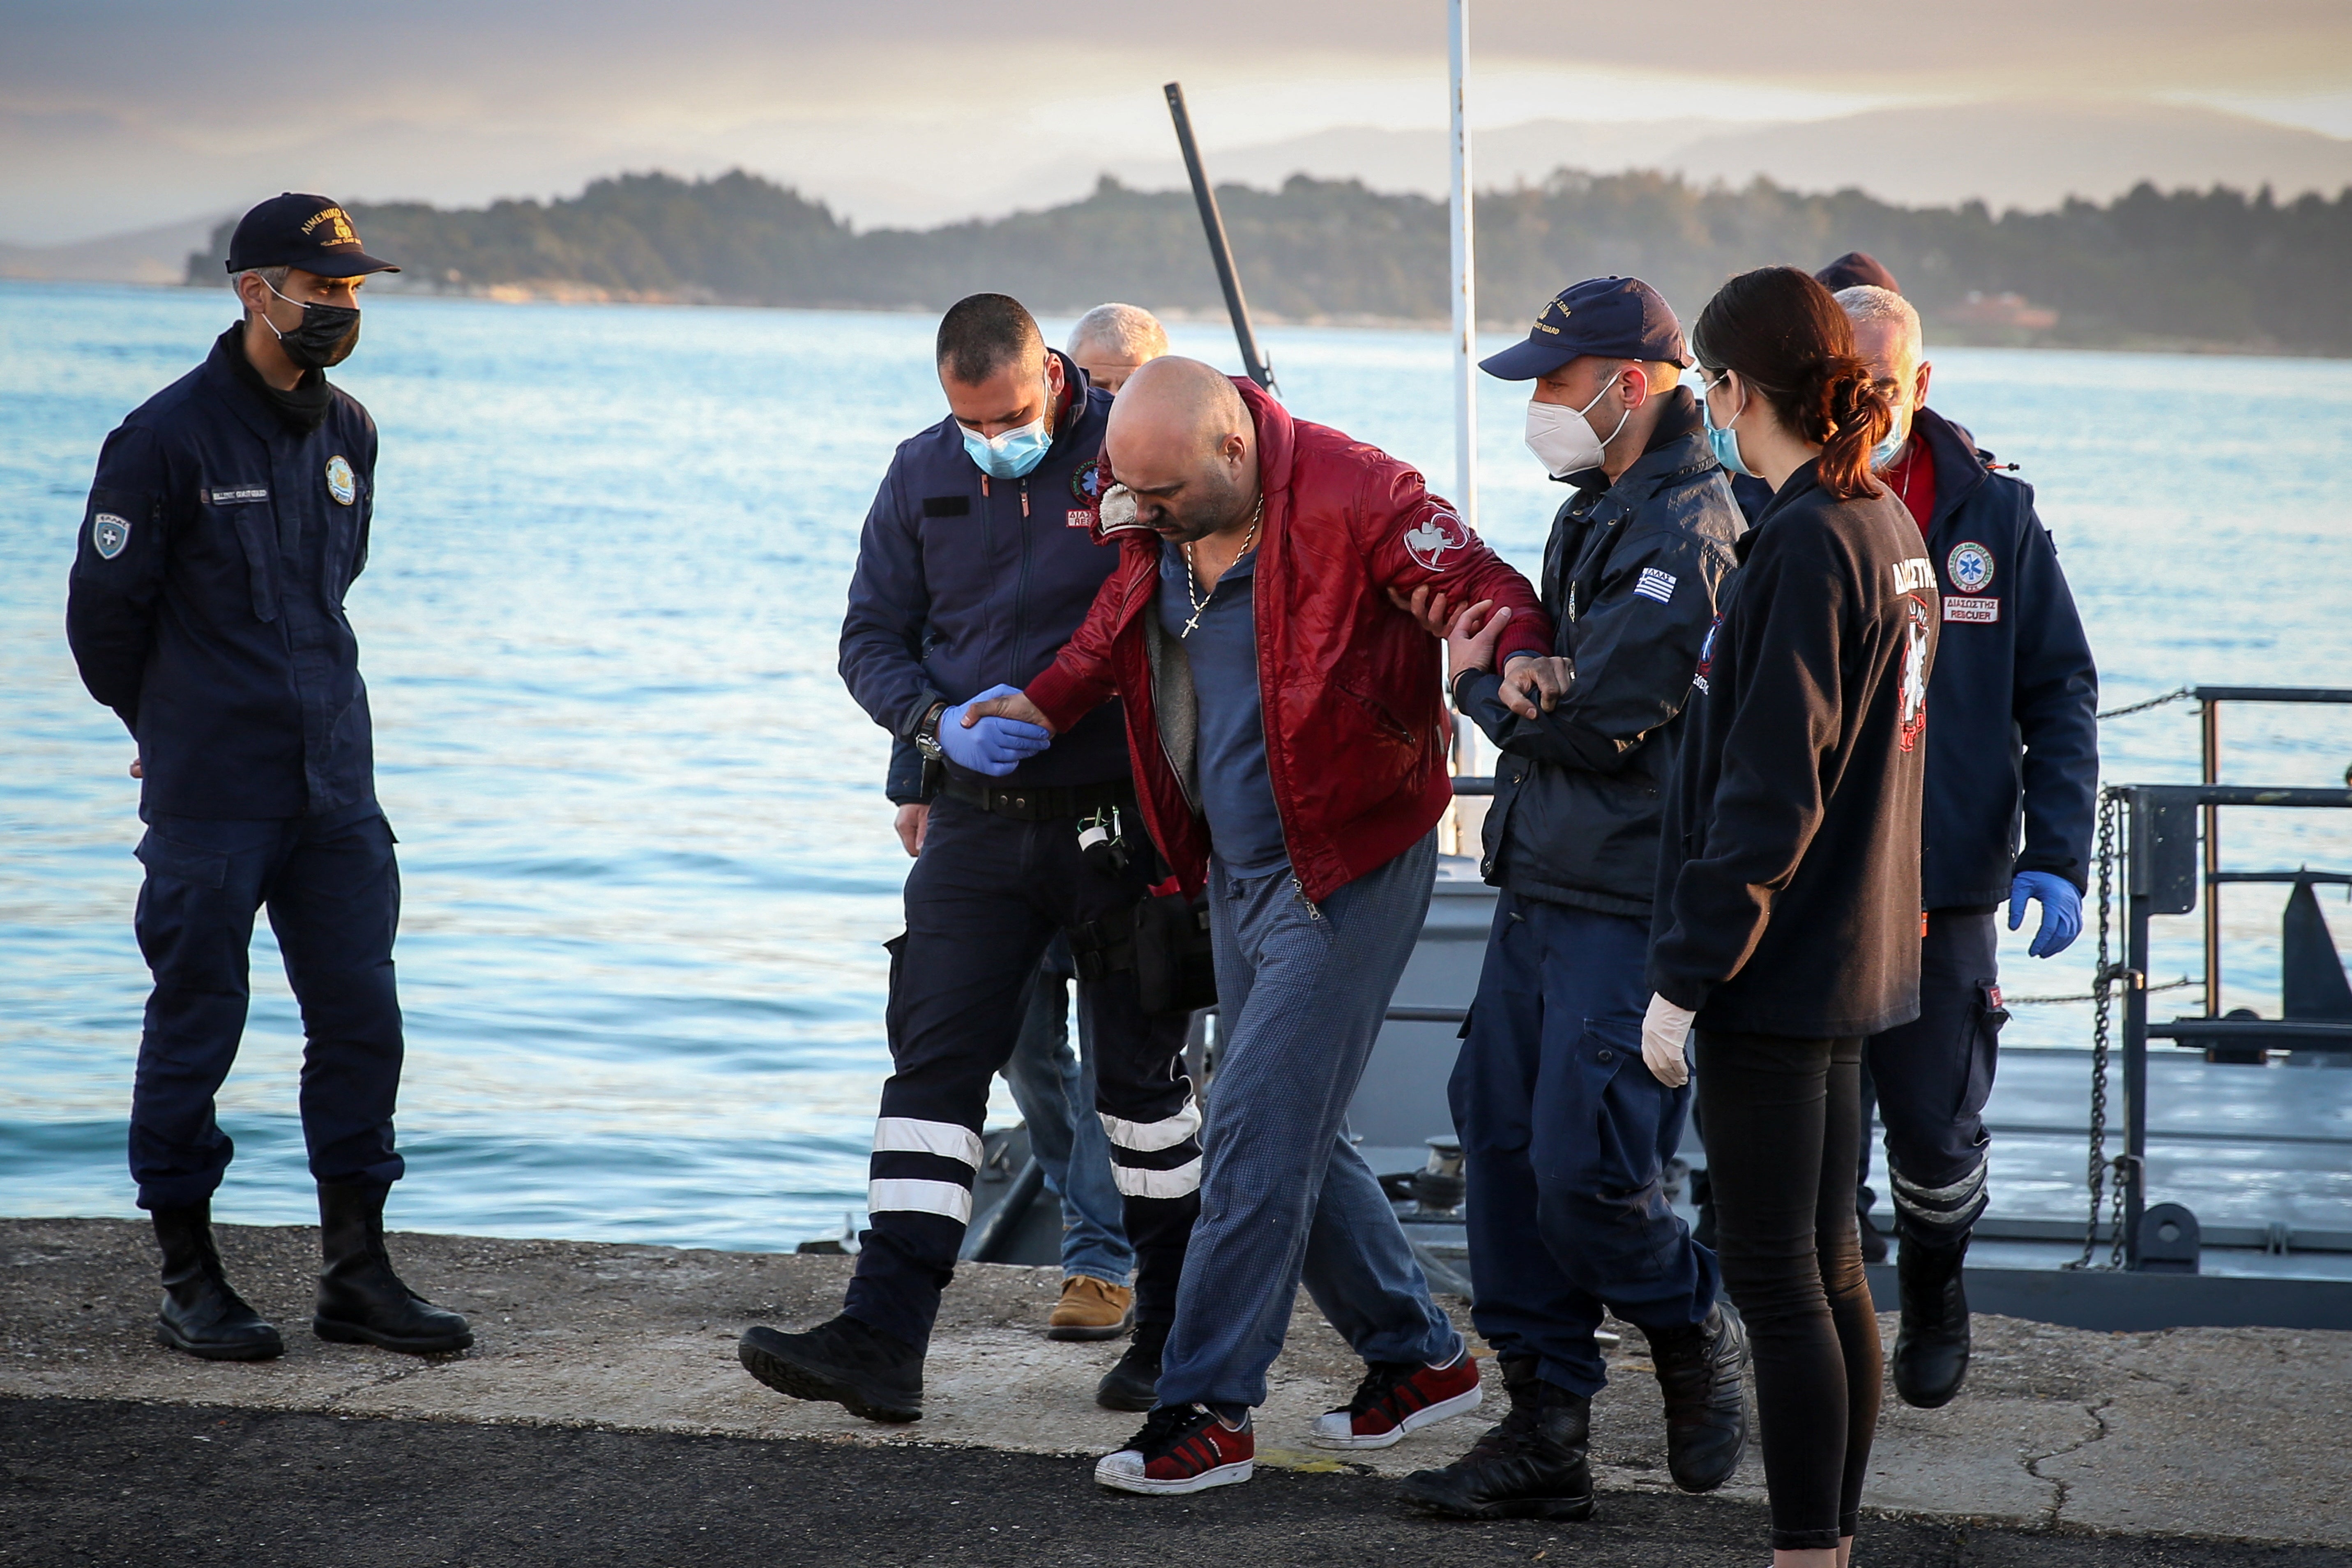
<box><xmin>261</xmin><ymin>279</ymin><xmax>362</xmax><ymax>370</ymax></box>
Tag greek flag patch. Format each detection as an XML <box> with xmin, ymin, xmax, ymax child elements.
<box><xmin>1634</xmin><ymin>567</ymin><xmax>1677</xmax><ymax>604</ymax></box>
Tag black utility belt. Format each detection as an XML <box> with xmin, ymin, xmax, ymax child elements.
<box><xmin>943</xmin><ymin>774</ymin><xmax>1135</xmax><ymax>822</ymax></box>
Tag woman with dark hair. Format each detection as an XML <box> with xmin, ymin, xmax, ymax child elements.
<box><xmin>1642</xmin><ymin>266</ymin><xmax>1939</xmax><ymax>1566</ymax></box>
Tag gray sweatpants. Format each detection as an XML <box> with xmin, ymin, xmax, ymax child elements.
<box><xmin>1156</xmin><ymin>830</ymin><xmax>1460</xmax><ymax>1410</ymax></box>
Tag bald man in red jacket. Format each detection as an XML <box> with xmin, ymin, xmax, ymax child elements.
<box><xmin>968</xmin><ymin>357</ymin><xmax>1551</xmax><ymax>1496</ymax></box>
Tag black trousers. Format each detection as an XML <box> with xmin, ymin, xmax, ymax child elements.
<box><xmin>1860</xmin><ymin>909</ymin><xmax>2004</xmax><ymax>1243</ymax></box>
<box><xmin>844</xmin><ymin>794</ymin><xmax>1198</xmax><ymax>1351</ymax></box>
<box><xmin>129</xmin><ymin>810</ymin><xmax>406</xmax><ymax>1211</ymax></box>
<box><xmin>1694</xmin><ymin>1029</ymin><xmax>1879</xmax><ymax>1554</ymax></box>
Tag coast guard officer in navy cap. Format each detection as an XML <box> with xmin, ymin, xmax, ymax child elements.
<box><xmin>66</xmin><ymin>193</ymin><xmax>471</xmax><ymax>1361</ymax></box>
<box><xmin>1395</xmin><ymin>277</ymin><xmax>1751</xmax><ymax>1522</ymax></box>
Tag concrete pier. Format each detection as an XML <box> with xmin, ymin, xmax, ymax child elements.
<box><xmin>4</xmin><ymin>1218</ymin><xmax>2347</xmax><ymax>1564</ymax></box>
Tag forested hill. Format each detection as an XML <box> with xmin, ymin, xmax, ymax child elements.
<box><xmin>187</xmin><ymin>168</ymin><xmax>2352</xmax><ymax>357</ymax></box>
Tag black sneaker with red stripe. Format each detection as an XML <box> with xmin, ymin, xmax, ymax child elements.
<box><xmin>1094</xmin><ymin>1403</ymin><xmax>1255</xmax><ymax>1495</ymax></box>
<box><xmin>1311</xmin><ymin>1347</ymin><xmax>1484</xmax><ymax>1449</ymax></box>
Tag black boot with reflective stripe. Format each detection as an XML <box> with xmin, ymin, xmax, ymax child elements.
<box><xmin>1399</xmin><ymin>1356</ymin><xmax>1594</xmax><ymax>1521</ymax></box>
<box><xmin>1892</xmin><ymin>1229</ymin><xmax>1972</xmax><ymax>1409</ymax></box>
<box><xmin>739</xmin><ymin>1312</ymin><xmax>924</xmax><ymax>1422</ymax></box>
<box><xmin>1097</xmin><ymin>1316</ymin><xmax>1168</xmax><ymax>1412</ymax></box>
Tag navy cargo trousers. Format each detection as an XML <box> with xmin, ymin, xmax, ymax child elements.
<box><xmin>845</xmin><ymin>792</ymin><xmax>1197</xmax><ymax>1352</ymax></box>
<box><xmin>128</xmin><ymin>808</ymin><xmax>407</xmax><ymax>1211</ymax></box>
<box><xmin>1861</xmin><ymin>909</ymin><xmax>2007</xmax><ymax>1243</ymax></box>
<box><xmin>1451</xmin><ymin>892</ymin><xmax>1721</xmax><ymax>1397</ymax></box>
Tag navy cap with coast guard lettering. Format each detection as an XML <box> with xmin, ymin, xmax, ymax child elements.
<box><xmin>1479</xmin><ymin>276</ymin><xmax>1687</xmax><ymax>381</ymax></box>
<box><xmin>223</xmin><ymin>193</ymin><xmax>400</xmax><ymax>278</ymax></box>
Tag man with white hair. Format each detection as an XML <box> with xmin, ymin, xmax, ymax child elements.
<box><xmin>1067</xmin><ymin>303</ymin><xmax>1170</xmax><ymax>394</ymax></box>
<box><xmin>1832</xmin><ymin>281</ymin><xmax>2099</xmax><ymax>1410</ymax></box>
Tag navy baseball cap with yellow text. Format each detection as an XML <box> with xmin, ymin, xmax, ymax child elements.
<box><xmin>224</xmin><ymin>193</ymin><xmax>399</xmax><ymax>278</ymax></box>
<box><xmin>1479</xmin><ymin>276</ymin><xmax>1687</xmax><ymax>380</ymax></box>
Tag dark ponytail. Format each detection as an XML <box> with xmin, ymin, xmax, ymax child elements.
<box><xmin>1691</xmin><ymin>266</ymin><xmax>1894</xmax><ymax>501</ymax></box>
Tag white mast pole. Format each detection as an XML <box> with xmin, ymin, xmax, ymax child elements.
<box><xmin>1447</xmin><ymin>0</ymin><xmax>1477</xmax><ymax>530</ymax></box>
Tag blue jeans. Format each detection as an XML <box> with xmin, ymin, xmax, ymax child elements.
<box><xmin>1157</xmin><ymin>832</ymin><xmax>1460</xmax><ymax>1410</ymax></box>
<box><xmin>999</xmin><ymin>938</ymin><xmax>1134</xmax><ymax>1285</ymax></box>
<box><xmin>1451</xmin><ymin>893</ymin><xmax>1719</xmax><ymax>1397</ymax></box>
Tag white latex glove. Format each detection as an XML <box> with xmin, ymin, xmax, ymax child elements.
<box><xmin>1640</xmin><ymin>993</ymin><xmax>1696</xmax><ymax>1088</ymax></box>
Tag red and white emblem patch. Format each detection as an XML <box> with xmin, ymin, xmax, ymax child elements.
<box><xmin>1402</xmin><ymin>505</ymin><xmax>1471</xmax><ymax>571</ymax></box>
<box><xmin>1898</xmin><ymin>594</ymin><xmax>1932</xmax><ymax>752</ymax></box>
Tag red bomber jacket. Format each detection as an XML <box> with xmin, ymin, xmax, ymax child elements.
<box><xmin>1025</xmin><ymin>378</ymin><xmax>1552</xmax><ymax>903</ymax></box>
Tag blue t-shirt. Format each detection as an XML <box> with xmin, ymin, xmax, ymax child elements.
<box><xmin>1157</xmin><ymin>540</ymin><xmax>1289</xmax><ymax>874</ymax></box>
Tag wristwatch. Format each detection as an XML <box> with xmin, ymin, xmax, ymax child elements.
<box><xmin>914</xmin><ymin>700</ymin><xmax>950</xmax><ymax>762</ymax></box>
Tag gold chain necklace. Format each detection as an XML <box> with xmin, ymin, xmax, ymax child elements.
<box><xmin>1179</xmin><ymin>496</ymin><xmax>1263</xmax><ymax>638</ymax></box>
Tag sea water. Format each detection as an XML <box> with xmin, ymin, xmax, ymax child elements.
<box><xmin>3</xmin><ymin>280</ymin><xmax>2350</xmax><ymax>1250</ymax></box>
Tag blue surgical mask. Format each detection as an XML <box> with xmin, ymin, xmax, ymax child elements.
<box><xmin>960</xmin><ymin>415</ymin><xmax>1053</xmax><ymax>479</ymax></box>
<box><xmin>1871</xmin><ymin>412</ymin><xmax>1910</xmax><ymax>472</ymax></box>
<box><xmin>1699</xmin><ymin>373</ymin><xmax>1755</xmax><ymax>479</ymax></box>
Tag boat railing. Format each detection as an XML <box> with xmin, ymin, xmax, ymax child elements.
<box><xmin>2084</xmin><ymin>686</ymin><xmax>2352</xmax><ymax>1269</ymax></box>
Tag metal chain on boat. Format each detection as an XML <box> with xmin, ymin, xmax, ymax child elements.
<box><xmin>2096</xmin><ymin>686</ymin><xmax>2193</xmax><ymax>721</ymax></box>
<box><xmin>2005</xmin><ymin>975</ymin><xmax>2195</xmax><ymax>1006</ymax></box>
<box><xmin>2070</xmin><ymin>787</ymin><xmax>2128</xmax><ymax>1270</ymax></box>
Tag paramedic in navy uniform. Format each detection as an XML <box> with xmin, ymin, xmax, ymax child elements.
<box><xmin>1831</xmin><ymin>283</ymin><xmax>2097</xmax><ymax>1410</ymax></box>
<box><xmin>66</xmin><ymin>194</ymin><xmax>470</xmax><ymax>1361</ymax></box>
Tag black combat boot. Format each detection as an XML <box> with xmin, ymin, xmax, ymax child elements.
<box><xmin>1891</xmin><ymin>1230</ymin><xmax>1971</xmax><ymax>1408</ymax></box>
<box><xmin>151</xmin><ymin>1202</ymin><xmax>283</xmax><ymax>1361</ymax></box>
<box><xmin>739</xmin><ymin>1314</ymin><xmax>924</xmax><ymax>1422</ymax></box>
<box><xmin>1096</xmin><ymin>1317</ymin><xmax>1168</xmax><ymax>1413</ymax></box>
<box><xmin>1398</xmin><ymin>1355</ymin><xmax>1594</xmax><ymax>1521</ymax></box>
<box><xmin>312</xmin><ymin>1183</ymin><xmax>473</xmax><ymax>1354</ymax></box>
<box><xmin>1645</xmin><ymin>1301</ymin><xmax>1750</xmax><ymax>1492</ymax></box>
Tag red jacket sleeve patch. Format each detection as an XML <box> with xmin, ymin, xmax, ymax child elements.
<box><xmin>1401</xmin><ymin>503</ymin><xmax>1473</xmax><ymax>572</ymax></box>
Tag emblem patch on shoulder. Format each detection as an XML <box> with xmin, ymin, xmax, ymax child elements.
<box><xmin>325</xmin><ymin>455</ymin><xmax>357</xmax><ymax>507</ymax></box>
<box><xmin>92</xmin><ymin>512</ymin><xmax>131</xmax><ymax>560</ymax></box>
<box><xmin>1898</xmin><ymin>594</ymin><xmax>1933</xmax><ymax>752</ymax></box>
<box><xmin>1071</xmin><ymin>458</ymin><xmax>1106</xmax><ymax>505</ymax></box>
<box><xmin>1402</xmin><ymin>505</ymin><xmax>1471</xmax><ymax>571</ymax></box>
<box><xmin>1947</xmin><ymin>540</ymin><xmax>1995</xmax><ymax>594</ymax></box>
<box><xmin>1634</xmin><ymin>567</ymin><xmax>1677</xmax><ymax>604</ymax></box>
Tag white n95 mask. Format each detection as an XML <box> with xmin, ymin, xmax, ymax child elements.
<box><xmin>1524</xmin><ymin>382</ymin><xmax>1629</xmax><ymax>479</ymax></box>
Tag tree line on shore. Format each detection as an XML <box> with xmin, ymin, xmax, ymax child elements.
<box><xmin>188</xmin><ymin>167</ymin><xmax>2352</xmax><ymax>356</ymax></box>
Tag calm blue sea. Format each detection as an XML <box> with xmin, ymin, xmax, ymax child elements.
<box><xmin>4</xmin><ymin>280</ymin><xmax>2350</xmax><ymax>1251</ymax></box>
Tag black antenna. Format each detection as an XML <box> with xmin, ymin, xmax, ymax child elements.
<box><xmin>1164</xmin><ymin>81</ymin><xmax>1276</xmax><ymax>394</ymax></box>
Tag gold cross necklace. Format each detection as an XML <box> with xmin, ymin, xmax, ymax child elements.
<box><xmin>1179</xmin><ymin>496</ymin><xmax>1263</xmax><ymax>638</ymax></box>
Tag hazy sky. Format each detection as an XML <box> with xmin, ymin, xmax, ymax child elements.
<box><xmin>5</xmin><ymin>0</ymin><xmax>2349</xmax><ymax>242</ymax></box>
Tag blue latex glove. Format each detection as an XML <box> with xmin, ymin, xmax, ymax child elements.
<box><xmin>2009</xmin><ymin>871</ymin><xmax>2083</xmax><ymax>958</ymax></box>
<box><xmin>940</xmin><ymin>683</ymin><xmax>1053</xmax><ymax>777</ymax></box>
